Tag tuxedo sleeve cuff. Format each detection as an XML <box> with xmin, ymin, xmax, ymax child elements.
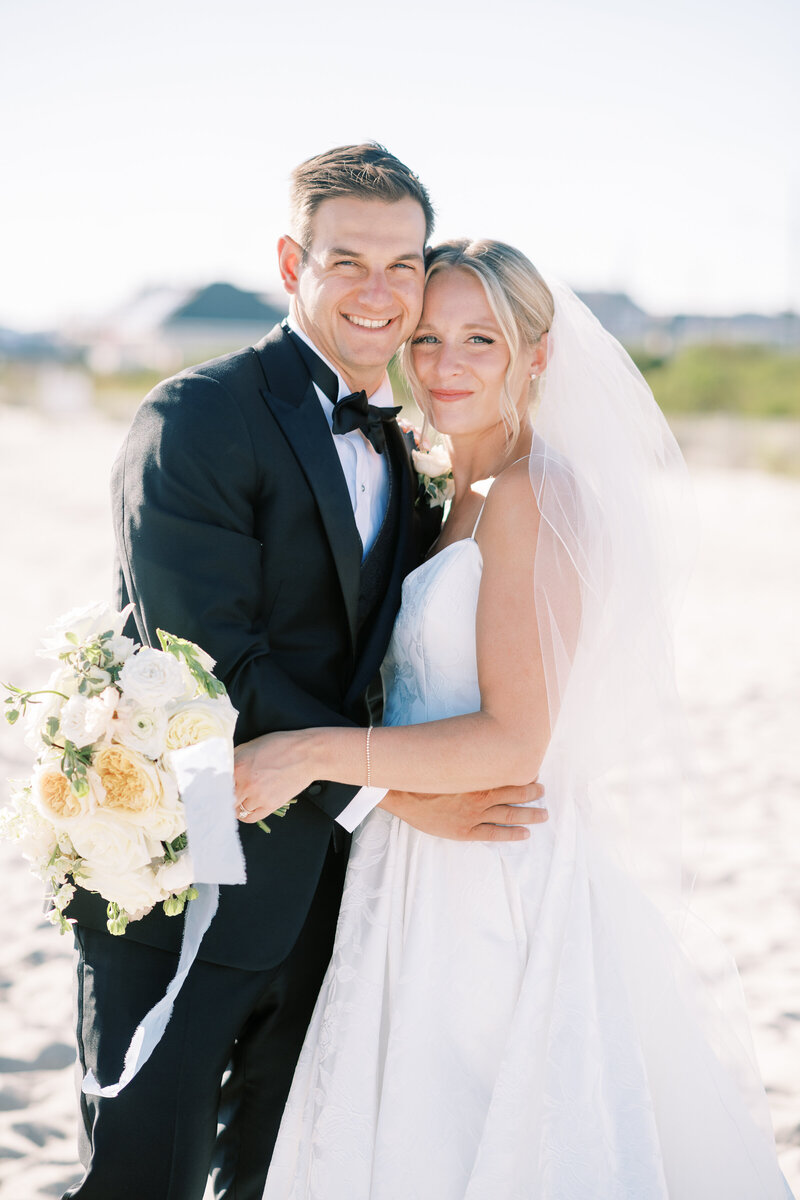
<box><xmin>335</xmin><ymin>786</ymin><xmax>388</xmax><ymax>832</ymax></box>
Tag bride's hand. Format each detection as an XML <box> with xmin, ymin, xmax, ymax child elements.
<box><xmin>234</xmin><ymin>730</ymin><xmax>313</xmax><ymax>825</ymax></box>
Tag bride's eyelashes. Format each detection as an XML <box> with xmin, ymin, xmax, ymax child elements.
<box><xmin>410</xmin><ymin>334</ymin><xmax>497</xmax><ymax>346</ymax></box>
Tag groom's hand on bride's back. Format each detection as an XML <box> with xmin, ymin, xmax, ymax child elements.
<box><xmin>378</xmin><ymin>783</ymin><xmax>547</xmax><ymax>841</ymax></box>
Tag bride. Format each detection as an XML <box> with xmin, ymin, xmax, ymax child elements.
<box><xmin>236</xmin><ymin>239</ymin><xmax>791</xmax><ymax>1198</ymax></box>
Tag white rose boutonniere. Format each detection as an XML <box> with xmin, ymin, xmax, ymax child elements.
<box><xmin>412</xmin><ymin>446</ymin><xmax>455</xmax><ymax>510</ymax></box>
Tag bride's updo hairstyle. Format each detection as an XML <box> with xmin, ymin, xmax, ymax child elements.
<box><xmin>402</xmin><ymin>239</ymin><xmax>554</xmax><ymax>443</ymax></box>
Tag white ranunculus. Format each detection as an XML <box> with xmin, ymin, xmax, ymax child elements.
<box><xmin>155</xmin><ymin>853</ymin><xmax>195</xmax><ymax>897</ymax></box>
<box><xmin>118</xmin><ymin>648</ymin><xmax>188</xmax><ymax>709</ymax></box>
<box><xmin>60</xmin><ymin>688</ymin><xmax>118</xmax><ymax>749</ymax></box>
<box><xmin>79</xmin><ymin>861</ymin><xmax>164</xmax><ymax>918</ymax></box>
<box><xmin>68</xmin><ymin>809</ymin><xmax>153</xmax><ymax>876</ymax></box>
<box><xmin>38</xmin><ymin>601</ymin><xmax>134</xmax><ymax>661</ymax></box>
<box><xmin>113</xmin><ymin>697</ymin><xmax>168</xmax><ymax>759</ymax></box>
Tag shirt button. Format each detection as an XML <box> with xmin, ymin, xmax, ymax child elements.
<box><xmin>361</xmin><ymin>483</ymin><xmax>366</xmax><ymax>492</ymax></box>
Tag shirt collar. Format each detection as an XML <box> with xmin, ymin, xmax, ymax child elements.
<box><xmin>286</xmin><ymin>314</ymin><xmax>395</xmax><ymax>409</ymax></box>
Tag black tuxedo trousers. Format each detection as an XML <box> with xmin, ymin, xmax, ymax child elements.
<box><xmin>63</xmin><ymin>326</ymin><xmax>440</xmax><ymax>1198</ymax></box>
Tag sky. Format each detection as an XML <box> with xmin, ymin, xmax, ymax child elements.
<box><xmin>2</xmin><ymin>0</ymin><xmax>797</xmax><ymax>330</ymax></box>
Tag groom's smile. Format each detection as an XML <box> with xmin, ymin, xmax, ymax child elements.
<box><xmin>279</xmin><ymin>194</ymin><xmax>427</xmax><ymax>396</ymax></box>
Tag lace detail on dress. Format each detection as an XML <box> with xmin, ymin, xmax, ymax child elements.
<box><xmin>381</xmin><ymin>539</ymin><xmax>483</xmax><ymax>728</ymax></box>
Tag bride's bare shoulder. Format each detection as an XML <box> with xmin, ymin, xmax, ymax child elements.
<box><xmin>476</xmin><ymin>458</ymin><xmax>541</xmax><ymax>558</ymax></box>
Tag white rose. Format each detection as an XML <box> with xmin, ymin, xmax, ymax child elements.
<box><xmin>79</xmin><ymin>861</ymin><xmax>163</xmax><ymax>918</ymax></box>
<box><xmin>118</xmin><ymin>648</ymin><xmax>187</xmax><ymax>708</ymax></box>
<box><xmin>106</xmin><ymin>633</ymin><xmax>136</xmax><ymax>664</ymax></box>
<box><xmin>68</xmin><ymin>809</ymin><xmax>153</xmax><ymax>876</ymax></box>
<box><xmin>155</xmin><ymin>853</ymin><xmax>195</xmax><ymax>897</ymax></box>
<box><xmin>60</xmin><ymin>689</ymin><xmax>118</xmax><ymax>749</ymax></box>
<box><xmin>113</xmin><ymin>698</ymin><xmax>168</xmax><ymax>759</ymax></box>
<box><xmin>18</xmin><ymin>812</ymin><xmax>62</xmax><ymax>873</ymax></box>
<box><xmin>412</xmin><ymin>445</ymin><xmax>452</xmax><ymax>478</ymax></box>
<box><xmin>38</xmin><ymin>601</ymin><xmax>134</xmax><ymax>660</ymax></box>
<box><xmin>164</xmin><ymin>695</ymin><xmax>238</xmax><ymax>758</ymax></box>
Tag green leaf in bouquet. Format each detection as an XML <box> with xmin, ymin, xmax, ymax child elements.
<box><xmin>2</xmin><ymin>684</ymin><xmax>69</xmax><ymax>725</ymax></box>
<box><xmin>65</xmin><ymin>632</ymin><xmax>79</xmax><ymax>646</ymax></box>
<box><xmin>256</xmin><ymin>797</ymin><xmax>297</xmax><ymax>834</ymax></box>
<box><xmin>71</xmin><ymin>776</ymin><xmax>90</xmax><ymax>799</ymax></box>
<box><xmin>164</xmin><ymin>832</ymin><xmax>188</xmax><ymax>862</ymax></box>
<box><xmin>46</xmin><ymin>716</ymin><xmax>60</xmax><ymax>739</ymax></box>
<box><xmin>157</xmin><ymin>628</ymin><xmax>227</xmax><ymax>698</ymax></box>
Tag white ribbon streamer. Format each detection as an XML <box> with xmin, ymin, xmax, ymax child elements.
<box><xmin>82</xmin><ymin>736</ymin><xmax>246</xmax><ymax>1098</ymax></box>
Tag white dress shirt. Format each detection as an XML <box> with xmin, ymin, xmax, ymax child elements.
<box><xmin>287</xmin><ymin>317</ymin><xmax>390</xmax><ymax>830</ymax></box>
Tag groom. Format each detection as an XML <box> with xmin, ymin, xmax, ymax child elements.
<box><xmin>64</xmin><ymin>143</ymin><xmax>546</xmax><ymax>1199</ymax></box>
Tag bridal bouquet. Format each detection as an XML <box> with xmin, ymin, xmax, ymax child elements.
<box><xmin>1</xmin><ymin>602</ymin><xmax>238</xmax><ymax>936</ymax></box>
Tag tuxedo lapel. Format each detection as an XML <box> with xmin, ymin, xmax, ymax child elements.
<box><xmin>253</xmin><ymin>326</ymin><xmax>362</xmax><ymax>650</ymax></box>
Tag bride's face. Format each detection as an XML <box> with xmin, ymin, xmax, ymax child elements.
<box><xmin>410</xmin><ymin>268</ymin><xmax>529</xmax><ymax>438</ymax></box>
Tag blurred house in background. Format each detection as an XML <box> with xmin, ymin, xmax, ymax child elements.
<box><xmin>577</xmin><ymin>293</ymin><xmax>800</xmax><ymax>353</ymax></box>
<box><xmin>85</xmin><ymin>282</ymin><xmax>286</xmax><ymax>374</ymax></box>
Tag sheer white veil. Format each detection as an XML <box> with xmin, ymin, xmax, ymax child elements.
<box><xmin>530</xmin><ymin>281</ymin><xmax>694</xmax><ymax>909</ymax></box>
<box><xmin>530</xmin><ymin>281</ymin><xmax>782</xmax><ymax>1157</ymax></box>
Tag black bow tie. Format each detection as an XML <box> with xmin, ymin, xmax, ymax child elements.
<box><xmin>284</xmin><ymin>320</ymin><xmax>400</xmax><ymax>454</ymax></box>
<box><xmin>331</xmin><ymin>391</ymin><xmax>402</xmax><ymax>455</ymax></box>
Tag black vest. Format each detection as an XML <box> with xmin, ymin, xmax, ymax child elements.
<box><xmin>351</xmin><ymin>436</ymin><xmax>402</xmax><ymax>721</ymax></box>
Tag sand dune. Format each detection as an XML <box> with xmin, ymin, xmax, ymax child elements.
<box><xmin>0</xmin><ymin>406</ymin><xmax>797</xmax><ymax>1196</ymax></box>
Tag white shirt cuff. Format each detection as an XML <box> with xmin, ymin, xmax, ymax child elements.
<box><xmin>336</xmin><ymin>785</ymin><xmax>388</xmax><ymax>832</ymax></box>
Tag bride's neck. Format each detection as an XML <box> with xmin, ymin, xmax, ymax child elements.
<box><xmin>448</xmin><ymin>420</ymin><xmax>533</xmax><ymax>497</ymax></box>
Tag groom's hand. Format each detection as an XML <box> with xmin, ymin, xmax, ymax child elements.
<box><xmin>378</xmin><ymin>782</ymin><xmax>547</xmax><ymax>841</ymax></box>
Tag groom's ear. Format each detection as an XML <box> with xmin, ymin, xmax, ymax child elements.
<box><xmin>278</xmin><ymin>235</ymin><xmax>303</xmax><ymax>295</ymax></box>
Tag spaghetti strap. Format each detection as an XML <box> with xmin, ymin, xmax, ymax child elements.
<box><xmin>471</xmin><ymin>501</ymin><xmax>488</xmax><ymax>539</ymax></box>
<box><xmin>471</xmin><ymin>455</ymin><xmax>529</xmax><ymax>539</ymax></box>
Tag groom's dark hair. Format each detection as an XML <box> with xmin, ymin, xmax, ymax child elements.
<box><xmin>289</xmin><ymin>142</ymin><xmax>435</xmax><ymax>254</ymax></box>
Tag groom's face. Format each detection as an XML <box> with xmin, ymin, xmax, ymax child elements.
<box><xmin>279</xmin><ymin>195</ymin><xmax>426</xmax><ymax>394</ymax></box>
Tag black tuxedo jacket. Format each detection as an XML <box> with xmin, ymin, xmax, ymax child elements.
<box><xmin>66</xmin><ymin>323</ymin><xmax>440</xmax><ymax>970</ymax></box>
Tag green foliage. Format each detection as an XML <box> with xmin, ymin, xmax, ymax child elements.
<box><xmin>157</xmin><ymin>629</ymin><xmax>226</xmax><ymax>697</ymax></box>
<box><xmin>632</xmin><ymin>345</ymin><xmax>800</xmax><ymax>417</ymax></box>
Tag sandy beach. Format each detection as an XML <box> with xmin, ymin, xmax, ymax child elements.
<box><xmin>0</xmin><ymin>405</ymin><xmax>797</xmax><ymax>1197</ymax></box>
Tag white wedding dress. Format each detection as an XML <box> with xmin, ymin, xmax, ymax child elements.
<box><xmin>264</xmin><ymin>531</ymin><xmax>790</xmax><ymax>1199</ymax></box>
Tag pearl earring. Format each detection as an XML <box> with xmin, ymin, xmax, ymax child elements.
<box><xmin>529</xmin><ymin>372</ymin><xmax>538</xmax><ymax>380</ymax></box>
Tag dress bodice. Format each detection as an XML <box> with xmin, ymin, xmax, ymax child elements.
<box><xmin>381</xmin><ymin>538</ymin><xmax>483</xmax><ymax>727</ymax></box>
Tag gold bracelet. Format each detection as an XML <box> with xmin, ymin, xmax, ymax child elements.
<box><xmin>365</xmin><ymin>725</ymin><xmax>373</xmax><ymax>787</ymax></box>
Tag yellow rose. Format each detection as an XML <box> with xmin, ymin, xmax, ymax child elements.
<box><xmin>165</xmin><ymin>696</ymin><xmax>237</xmax><ymax>753</ymax></box>
<box><xmin>32</xmin><ymin>760</ymin><xmax>95</xmax><ymax>824</ymax></box>
<box><xmin>94</xmin><ymin>744</ymin><xmax>163</xmax><ymax>814</ymax></box>
<box><xmin>34</xmin><ymin>766</ymin><xmax>82</xmax><ymax>819</ymax></box>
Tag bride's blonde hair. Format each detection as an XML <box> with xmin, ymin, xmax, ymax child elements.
<box><xmin>400</xmin><ymin>239</ymin><xmax>554</xmax><ymax>444</ymax></box>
